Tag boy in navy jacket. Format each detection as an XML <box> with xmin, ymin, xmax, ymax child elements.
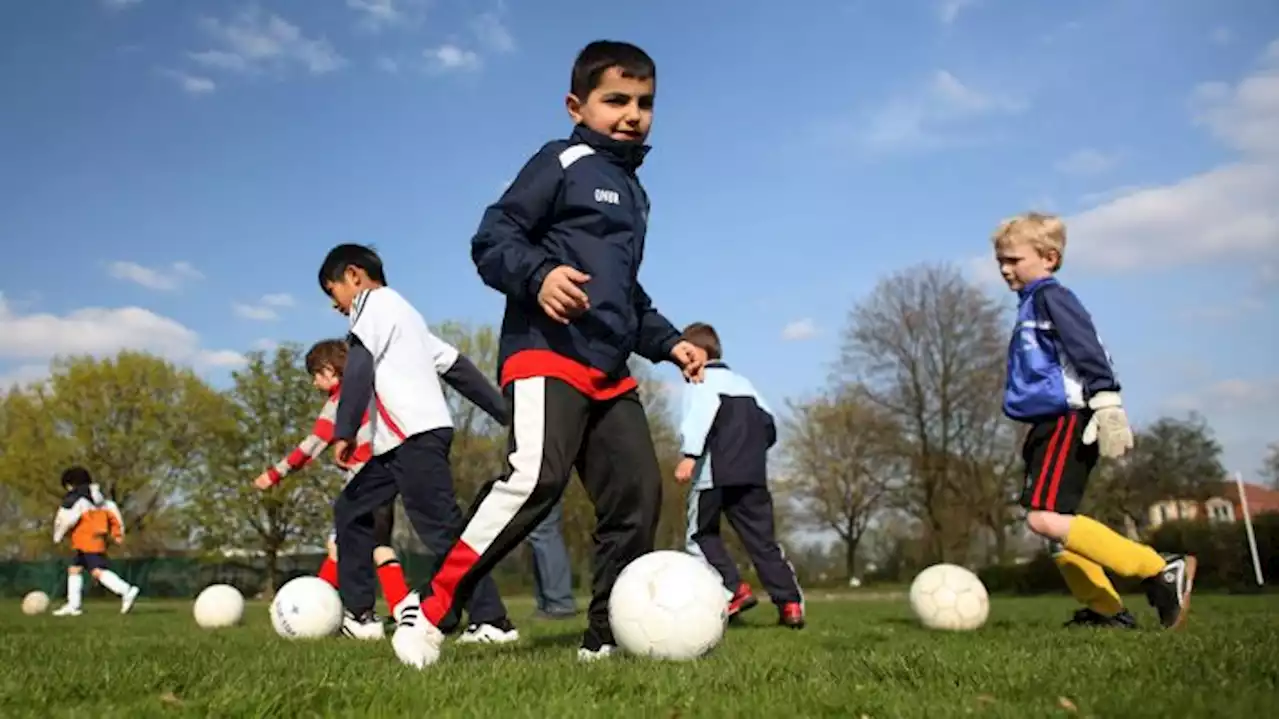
<box><xmin>675</xmin><ymin>323</ymin><xmax>804</xmax><ymax>629</ymax></box>
<box><xmin>392</xmin><ymin>40</ymin><xmax>707</xmax><ymax>668</ymax></box>
<box><xmin>994</xmin><ymin>212</ymin><xmax>1195</xmax><ymax>631</ymax></box>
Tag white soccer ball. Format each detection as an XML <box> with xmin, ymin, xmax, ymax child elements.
<box><xmin>270</xmin><ymin>575</ymin><xmax>344</xmax><ymax>639</ymax></box>
<box><xmin>609</xmin><ymin>550</ymin><xmax>728</xmax><ymax>660</ymax></box>
<box><xmin>21</xmin><ymin>591</ymin><xmax>49</xmax><ymax>616</ymax></box>
<box><xmin>908</xmin><ymin>563</ymin><xmax>990</xmax><ymax>631</ymax></box>
<box><xmin>193</xmin><ymin>584</ymin><xmax>245</xmax><ymax>629</ymax></box>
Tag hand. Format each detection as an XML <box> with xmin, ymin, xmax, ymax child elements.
<box><xmin>670</xmin><ymin>341</ymin><xmax>708</xmax><ymax>383</ymax></box>
<box><xmin>1082</xmin><ymin>391</ymin><xmax>1134</xmax><ymax>459</ymax></box>
<box><xmin>253</xmin><ymin>473</ymin><xmax>274</xmax><ymax>491</ymax></box>
<box><xmin>332</xmin><ymin>440</ymin><xmax>355</xmax><ymax>468</ymax></box>
<box><xmin>537</xmin><ymin>266</ymin><xmax>591</xmax><ymax>325</ymax></box>
<box><xmin>674</xmin><ymin>457</ymin><xmax>697</xmax><ymax>484</ymax></box>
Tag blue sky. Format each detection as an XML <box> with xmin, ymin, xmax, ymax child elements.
<box><xmin>1</xmin><ymin>0</ymin><xmax>1276</xmax><ymax>476</ymax></box>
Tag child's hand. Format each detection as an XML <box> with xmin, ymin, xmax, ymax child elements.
<box><xmin>252</xmin><ymin>473</ymin><xmax>274</xmax><ymax>491</ymax></box>
<box><xmin>670</xmin><ymin>341</ymin><xmax>708</xmax><ymax>383</ymax></box>
<box><xmin>332</xmin><ymin>440</ymin><xmax>354</xmax><ymax>468</ymax></box>
<box><xmin>674</xmin><ymin>457</ymin><xmax>696</xmax><ymax>484</ymax></box>
<box><xmin>537</xmin><ymin>266</ymin><xmax>591</xmax><ymax>325</ymax></box>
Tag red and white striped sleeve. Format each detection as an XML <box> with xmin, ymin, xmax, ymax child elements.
<box><xmin>265</xmin><ymin>396</ymin><xmax>339</xmax><ymax>485</ymax></box>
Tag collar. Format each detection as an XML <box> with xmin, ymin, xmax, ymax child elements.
<box><xmin>1017</xmin><ymin>276</ymin><xmax>1058</xmax><ymax>301</ymax></box>
<box><xmin>570</xmin><ymin>123</ymin><xmax>650</xmax><ymax>171</ymax></box>
<box><xmin>328</xmin><ymin>382</ymin><xmax>342</xmax><ymax>398</ymax></box>
<box><xmin>706</xmin><ymin>360</ymin><xmax>730</xmax><ymax>370</ymax></box>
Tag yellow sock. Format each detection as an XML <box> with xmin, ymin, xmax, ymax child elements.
<box><xmin>1064</xmin><ymin>515</ymin><xmax>1165</xmax><ymax>578</ymax></box>
<box><xmin>1053</xmin><ymin>549</ymin><xmax>1124</xmax><ymax>616</ymax></box>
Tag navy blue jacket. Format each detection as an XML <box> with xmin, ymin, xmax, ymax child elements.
<box><xmin>1003</xmin><ymin>276</ymin><xmax>1120</xmax><ymax>422</ymax></box>
<box><xmin>470</xmin><ymin>124</ymin><xmax>680</xmax><ymax>378</ymax></box>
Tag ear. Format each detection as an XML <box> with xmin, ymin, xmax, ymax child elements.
<box><xmin>565</xmin><ymin>92</ymin><xmax>584</xmax><ymax>124</ymax></box>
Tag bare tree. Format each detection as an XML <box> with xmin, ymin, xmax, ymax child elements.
<box><xmin>779</xmin><ymin>387</ymin><xmax>899</xmax><ymax>579</ymax></box>
<box><xmin>837</xmin><ymin>262</ymin><xmax>1013</xmax><ymax>562</ymax></box>
<box><xmin>1260</xmin><ymin>441</ymin><xmax>1278</xmax><ymax>491</ymax></box>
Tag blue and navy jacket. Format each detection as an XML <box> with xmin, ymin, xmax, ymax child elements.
<box><xmin>1004</xmin><ymin>276</ymin><xmax>1120</xmax><ymax>422</ymax></box>
<box><xmin>470</xmin><ymin>124</ymin><xmax>680</xmax><ymax>379</ymax></box>
<box><xmin>679</xmin><ymin>361</ymin><xmax>777</xmax><ymax>491</ymax></box>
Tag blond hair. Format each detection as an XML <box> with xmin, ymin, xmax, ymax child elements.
<box><xmin>992</xmin><ymin>212</ymin><xmax>1067</xmax><ymax>271</ymax></box>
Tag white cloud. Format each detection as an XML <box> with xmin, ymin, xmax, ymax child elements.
<box><xmin>251</xmin><ymin>338</ymin><xmax>279</xmax><ymax>351</ymax></box>
<box><xmin>1259</xmin><ymin>39</ymin><xmax>1280</xmax><ymax>63</ymax></box>
<box><xmin>0</xmin><ymin>363</ymin><xmax>53</xmax><ymax>390</ymax></box>
<box><xmin>158</xmin><ymin>69</ymin><xmax>216</xmax><ymax>95</ymax></box>
<box><xmin>0</xmin><ymin>293</ymin><xmax>243</xmax><ymax>374</ymax></box>
<box><xmin>233</xmin><ymin>294</ymin><xmax>295</xmax><ymax>321</ymax></box>
<box><xmin>938</xmin><ymin>0</ymin><xmax>978</xmax><ymax>24</ymax></box>
<box><xmin>1163</xmin><ymin>377</ymin><xmax>1279</xmax><ymax>473</ymax></box>
<box><xmin>1055</xmin><ymin>148</ymin><xmax>1118</xmax><ymax>176</ymax></box>
<box><xmin>781</xmin><ymin>318</ymin><xmax>820</xmax><ymax>341</ymax></box>
<box><xmin>233</xmin><ymin>305</ymin><xmax>276</xmax><ymax>321</ymax></box>
<box><xmin>1177</xmin><ymin>296</ymin><xmax>1267</xmax><ymax>322</ymax></box>
<box><xmin>832</xmin><ymin>70</ymin><xmax>1026</xmax><ymax>153</ymax></box>
<box><xmin>107</xmin><ymin>260</ymin><xmax>204</xmax><ymax>291</ymax></box>
<box><xmin>189</xmin><ymin>8</ymin><xmax>346</xmax><ymax>77</ymax></box>
<box><xmin>1069</xmin><ymin>163</ymin><xmax>1276</xmax><ymax>271</ymax></box>
<box><xmin>425</xmin><ymin>44</ymin><xmax>481</xmax><ymax>72</ymax></box>
<box><xmin>1077</xmin><ymin>184</ymin><xmax>1148</xmax><ymax>207</ymax></box>
<box><xmin>1067</xmin><ymin>41</ymin><xmax>1278</xmax><ymax>272</ymax></box>
<box><xmin>471</xmin><ymin>11</ymin><xmax>515</xmax><ymax>54</ymax></box>
<box><xmin>347</xmin><ymin>0</ymin><xmax>404</xmax><ymax>31</ymax></box>
<box><xmin>1167</xmin><ymin>378</ymin><xmax>1278</xmax><ymax>414</ymax></box>
<box><xmin>1190</xmin><ymin>59</ymin><xmax>1278</xmax><ymax>157</ymax></box>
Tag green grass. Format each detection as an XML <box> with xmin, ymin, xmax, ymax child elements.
<box><xmin>1</xmin><ymin>593</ymin><xmax>1275</xmax><ymax>718</ymax></box>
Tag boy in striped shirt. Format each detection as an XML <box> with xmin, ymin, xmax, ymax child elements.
<box><xmin>319</xmin><ymin>243</ymin><xmax>520</xmax><ymax>644</ymax></box>
<box><xmin>251</xmin><ymin>338</ymin><xmax>407</xmax><ymax>639</ymax></box>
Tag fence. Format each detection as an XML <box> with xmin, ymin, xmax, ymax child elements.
<box><xmin>0</xmin><ymin>550</ymin><xmax>539</xmax><ymax>600</ymax></box>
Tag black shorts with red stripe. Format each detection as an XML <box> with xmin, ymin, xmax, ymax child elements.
<box><xmin>1018</xmin><ymin>409</ymin><xmax>1098</xmax><ymax>514</ymax></box>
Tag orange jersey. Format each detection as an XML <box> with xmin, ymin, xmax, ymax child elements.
<box><xmin>53</xmin><ymin>484</ymin><xmax>124</xmax><ymax>554</ymax></box>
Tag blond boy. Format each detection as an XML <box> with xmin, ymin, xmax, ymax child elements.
<box><xmin>993</xmin><ymin>212</ymin><xmax>1194</xmax><ymax>630</ymax></box>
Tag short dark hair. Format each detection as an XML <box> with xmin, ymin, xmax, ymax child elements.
<box><xmin>318</xmin><ymin>243</ymin><xmax>387</xmax><ymax>292</ymax></box>
<box><xmin>305</xmin><ymin>339</ymin><xmax>348</xmax><ymax>376</ymax></box>
<box><xmin>680</xmin><ymin>322</ymin><xmax>722</xmax><ymax>360</ymax></box>
<box><xmin>61</xmin><ymin>466</ymin><xmax>92</xmax><ymax>489</ymax></box>
<box><xmin>570</xmin><ymin>40</ymin><xmax>656</xmax><ymax>100</ymax></box>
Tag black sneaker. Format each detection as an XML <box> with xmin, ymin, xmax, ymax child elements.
<box><xmin>1063</xmin><ymin>607</ymin><xmax>1138</xmax><ymax>629</ymax></box>
<box><xmin>456</xmin><ymin>617</ymin><xmax>519</xmax><ymax>644</ymax></box>
<box><xmin>1141</xmin><ymin>554</ymin><xmax>1197</xmax><ymax>630</ymax></box>
<box><xmin>577</xmin><ymin>625</ymin><xmax>616</xmax><ymax>662</ymax></box>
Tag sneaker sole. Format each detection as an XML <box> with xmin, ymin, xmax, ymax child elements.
<box><xmin>728</xmin><ymin>595</ymin><xmax>759</xmax><ymax>618</ymax></box>
<box><xmin>1170</xmin><ymin>555</ymin><xmax>1197</xmax><ymax>631</ymax></box>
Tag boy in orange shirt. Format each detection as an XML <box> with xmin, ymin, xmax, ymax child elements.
<box><xmin>51</xmin><ymin>466</ymin><xmax>140</xmax><ymax>616</ymax></box>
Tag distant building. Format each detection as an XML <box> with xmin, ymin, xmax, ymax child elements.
<box><xmin>1146</xmin><ymin>481</ymin><xmax>1280</xmax><ymax>530</ymax></box>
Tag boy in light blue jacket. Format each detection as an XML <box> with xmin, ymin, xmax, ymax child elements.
<box><xmin>675</xmin><ymin>322</ymin><xmax>804</xmax><ymax>629</ymax></box>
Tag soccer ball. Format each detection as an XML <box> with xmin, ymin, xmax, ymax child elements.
<box><xmin>21</xmin><ymin>591</ymin><xmax>49</xmax><ymax>616</ymax></box>
<box><xmin>270</xmin><ymin>576</ymin><xmax>343</xmax><ymax>639</ymax></box>
<box><xmin>193</xmin><ymin>584</ymin><xmax>245</xmax><ymax>629</ymax></box>
<box><xmin>908</xmin><ymin>563</ymin><xmax>990</xmax><ymax>631</ymax></box>
<box><xmin>609</xmin><ymin>550</ymin><xmax>728</xmax><ymax>660</ymax></box>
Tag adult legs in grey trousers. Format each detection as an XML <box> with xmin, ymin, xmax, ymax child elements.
<box><xmin>527</xmin><ymin>497</ymin><xmax>578</xmax><ymax>617</ymax></box>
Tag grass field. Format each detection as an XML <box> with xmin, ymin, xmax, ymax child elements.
<box><xmin>1</xmin><ymin>593</ymin><xmax>1275</xmax><ymax>718</ymax></box>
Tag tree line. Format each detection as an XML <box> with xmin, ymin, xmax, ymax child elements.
<box><xmin>0</xmin><ymin>263</ymin><xmax>1270</xmax><ymax>590</ymax></box>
